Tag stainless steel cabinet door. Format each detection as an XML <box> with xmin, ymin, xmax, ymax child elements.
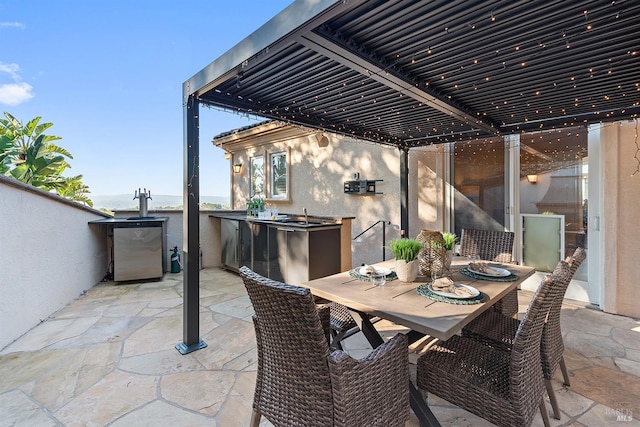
<box><xmin>114</xmin><ymin>227</ymin><xmax>163</xmax><ymax>281</ymax></box>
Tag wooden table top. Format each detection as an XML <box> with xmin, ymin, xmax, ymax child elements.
<box><xmin>301</xmin><ymin>259</ymin><xmax>536</xmax><ymax>341</ymax></box>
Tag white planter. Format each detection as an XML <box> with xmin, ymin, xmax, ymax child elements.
<box><xmin>395</xmin><ymin>259</ymin><xmax>418</xmax><ymax>282</ymax></box>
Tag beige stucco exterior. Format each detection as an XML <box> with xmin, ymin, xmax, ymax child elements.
<box><xmin>601</xmin><ymin>121</ymin><xmax>640</xmax><ymax>317</ymax></box>
<box><xmin>215</xmin><ymin>120</ymin><xmax>640</xmax><ymax>318</ymax></box>
<box><xmin>216</xmin><ymin>123</ymin><xmax>406</xmax><ymax>267</ymax></box>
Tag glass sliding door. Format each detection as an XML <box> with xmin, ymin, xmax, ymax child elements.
<box><xmin>448</xmin><ymin>126</ymin><xmax>594</xmax><ymax>304</ymax></box>
<box><xmin>452</xmin><ymin>137</ymin><xmax>506</xmax><ymax>237</ymax></box>
<box><xmin>519</xmin><ymin>127</ymin><xmax>588</xmax><ymax>282</ymax></box>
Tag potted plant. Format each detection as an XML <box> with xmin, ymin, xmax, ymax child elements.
<box><xmin>389</xmin><ymin>238</ymin><xmax>423</xmax><ymax>282</ymax></box>
<box><xmin>441</xmin><ymin>232</ymin><xmax>458</xmax><ymax>251</ymax></box>
<box><xmin>441</xmin><ymin>232</ymin><xmax>458</xmax><ymax>271</ymax></box>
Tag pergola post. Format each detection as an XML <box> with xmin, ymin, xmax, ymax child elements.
<box><xmin>176</xmin><ymin>93</ymin><xmax>207</xmax><ymax>354</ymax></box>
<box><xmin>400</xmin><ymin>148</ymin><xmax>409</xmax><ymax>237</ymax></box>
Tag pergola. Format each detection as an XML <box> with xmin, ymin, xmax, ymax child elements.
<box><xmin>178</xmin><ymin>0</ymin><xmax>640</xmax><ymax>361</ymax></box>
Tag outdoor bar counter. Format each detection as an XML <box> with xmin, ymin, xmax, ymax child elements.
<box><xmin>209</xmin><ymin>211</ymin><xmax>353</xmax><ymax>284</ymax></box>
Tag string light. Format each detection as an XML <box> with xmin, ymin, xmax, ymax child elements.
<box><xmin>201</xmin><ymin>1</ymin><xmax>638</xmax><ymax>149</ymax></box>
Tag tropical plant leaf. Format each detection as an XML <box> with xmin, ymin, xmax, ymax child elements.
<box><xmin>57</xmin><ymin>174</ymin><xmax>93</xmax><ymax>207</ymax></box>
<box><xmin>0</xmin><ymin>135</ymin><xmax>17</xmax><ymax>174</ymax></box>
<box><xmin>2</xmin><ymin>112</ymin><xmax>90</xmax><ymax>204</ymax></box>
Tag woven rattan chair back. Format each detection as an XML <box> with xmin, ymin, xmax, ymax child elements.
<box><xmin>240</xmin><ymin>266</ymin><xmax>334</xmax><ymax>426</ymax></box>
<box><xmin>239</xmin><ymin>266</ymin><xmax>410</xmax><ymax>427</ymax></box>
<box><xmin>460</xmin><ymin>228</ymin><xmax>518</xmax><ymax>316</ymax></box>
<box><xmin>541</xmin><ymin>246</ymin><xmax>587</xmax><ymax>378</ymax></box>
<box><xmin>459</xmin><ymin>228</ymin><xmax>515</xmax><ymax>263</ymax></box>
<box><xmin>460</xmin><ymin>250</ymin><xmax>585</xmax><ymax>420</ymax></box>
<box><xmin>509</xmin><ymin>262</ymin><xmax>572</xmax><ymax>421</ymax></box>
<box><xmin>416</xmin><ymin>264</ymin><xmax>569</xmax><ymax>427</ymax></box>
<box><xmin>327</xmin><ymin>302</ymin><xmax>359</xmax><ymax>350</ymax></box>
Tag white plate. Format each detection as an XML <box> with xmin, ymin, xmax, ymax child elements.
<box><xmin>467</xmin><ymin>265</ymin><xmax>511</xmax><ymax>277</ymax></box>
<box><xmin>428</xmin><ymin>283</ymin><xmax>480</xmax><ymax>299</ymax></box>
<box><xmin>356</xmin><ymin>266</ymin><xmax>393</xmax><ymax>276</ymax></box>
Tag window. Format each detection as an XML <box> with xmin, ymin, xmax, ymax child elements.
<box><xmin>248</xmin><ymin>148</ymin><xmax>289</xmax><ymax>201</ymax></box>
<box><xmin>250</xmin><ymin>156</ymin><xmax>264</xmax><ymax>197</ymax></box>
<box><xmin>270</xmin><ymin>151</ymin><xmax>288</xmax><ymax>199</ymax></box>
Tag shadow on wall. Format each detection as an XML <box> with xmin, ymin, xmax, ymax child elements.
<box><xmin>453</xmin><ymin>190</ymin><xmax>503</xmax><ymax>233</ymax></box>
<box><xmin>351</xmin><ymin>221</ymin><xmax>402</xmax><ymax>267</ymax></box>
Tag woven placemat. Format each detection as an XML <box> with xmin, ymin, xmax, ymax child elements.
<box><xmin>460</xmin><ymin>268</ymin><xmax>519</xmax><ymax>282</ymax></box>
<box><xmin>416</xmin><ymin>283</ymin><xmax>488</xmax><ymax>305</ymax></box>
<box><xmin>349</xmin><ymin>269</ymin><xmax>398</xmax><ymax>282</ymax></box>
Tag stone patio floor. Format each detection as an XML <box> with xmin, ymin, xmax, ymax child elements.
<box><xmin>1</xmin><ymin>267</ymin><xmax>639</xmax><ymax>426</ymax></box>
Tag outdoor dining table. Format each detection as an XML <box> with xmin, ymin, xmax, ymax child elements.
<box><xmin>301</xmin><ymin>258</ymin><xmax>535</xmax><ymax>427</ymax></box>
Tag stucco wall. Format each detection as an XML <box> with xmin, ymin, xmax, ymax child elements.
<box><xmin>228</xmin><ymin>131</ymin><xmax>405</xmax><ymax>267</ymax></box>
<box><xmin>602</xmin><ymin>120</ymin><xmax>640</xmax><ymax>318</ymax></box>
<box><xmin>0</xmin><ymin>177</ymin><xmax>109</xmax><ymax>350</ymax></box>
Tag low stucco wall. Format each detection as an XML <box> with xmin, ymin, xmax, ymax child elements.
<box><xmin>0</xmin><ymin>177</ymin><xmax>109</xmax><ymax>350</ymax></box>
<box><xmin>0</xmin><ymin>181</ymin><xmax>226</xmax><ymax>349</ymax></box>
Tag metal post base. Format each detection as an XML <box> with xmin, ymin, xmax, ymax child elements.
<box><xmin>175</xmin><ymin>339</ymin><xmax>207</xmax><ymax>355</ymax></box>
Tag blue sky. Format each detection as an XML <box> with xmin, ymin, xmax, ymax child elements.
<box><xmin>0</xmin><ymin>0</ymin><xmax>294</xmax><ymax>196</ymax></box>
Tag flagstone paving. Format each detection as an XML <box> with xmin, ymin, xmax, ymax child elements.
<box><xmin>1</xmin><ymin>267</ymin><xmax>639</xmax><ymax>426</ymax></box>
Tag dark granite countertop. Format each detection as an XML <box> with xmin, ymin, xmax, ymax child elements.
<box><xmin>88</xmin><ymin>216</ymin><xmax>169</xmax><ymax>225</ymax></box>
<box><xmin>208</xmin><ymin>211</ymin><xmax>350</xmax><ymax>229</ymax></box>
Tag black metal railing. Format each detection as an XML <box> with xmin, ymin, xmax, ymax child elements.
<box><xmin>353</xmin><ymin>220</ymin><xmax>389</xmax><ymax>261</ymax></box>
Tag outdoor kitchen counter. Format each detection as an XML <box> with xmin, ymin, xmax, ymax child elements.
<box><xmin>208</xmin><ymin>211</ymin><xmax>354</xmax><ymax>229</ymax></box>
<box><xmin>208</xmin><ymin>211</ymin><xmax>353</xmax><ymax>281</ymax></box>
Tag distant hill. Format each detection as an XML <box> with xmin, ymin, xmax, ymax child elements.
<box><xmin>92</xmin><ymin>194</ymin><xmax>230</xmax><ymax>210</ymax></box>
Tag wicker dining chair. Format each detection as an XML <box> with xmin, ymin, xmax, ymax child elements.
<box><xmin>327</xmin><ymin>302</ymin><xmax>360</xmax><ymax>350</ymax></box>
<box><xmin>459</xmin><ymin>228</ymin><xmax>518</xmax><ymax>317</ymax></box>
<box><xmin>461</xmin><ymin>247</ymin><xmax>587</xmax><ymax>420</ymax></box>
<box><xmin>310</xmin><ymin>299</ymin><xmax>367</xmax><ymax>351</ymax></box>
<box><xmin>416</xmin><ymin>262</ymin><xmax>573</xmax><ymax>427</ymax></box>
<box><xmin>239</xmin><ymin>266</ymin><xmax>410</xmax><ymax>427</ymax></box>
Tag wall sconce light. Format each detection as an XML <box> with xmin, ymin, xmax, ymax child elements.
<box><xmin>233</xmin><ymin>163</ymin><xmax>242</xmax><ymax>174</ymax></box>
<box><xmin>527</xmin><ymin>174</ymin><xmax>538</xmax><ymax>184</ymax></box>
<box><xmin>315</xmin><ymin>132</ymin><xmax>329</xmax><ymax>148</ymax></box>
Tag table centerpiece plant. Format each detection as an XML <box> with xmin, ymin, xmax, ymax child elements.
<box><xmin>389</xmin><ymin>238</ymin><xmax>423</xmax><ymax>282</ymax></box>
<box><xmin>433</xmin><ymin>232</ymin><xmax>458</xmax><ymax>274</ymax></box>
<box><xmin>441</xmin><ymin>232</ymin><xmax>458</xmax><ymax>251</ymax></box>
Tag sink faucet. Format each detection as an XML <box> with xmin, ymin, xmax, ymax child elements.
<box><xmin>303</xmin><ymin>208</ymin><xmax>308</xmax><ymax>224</ymax></box>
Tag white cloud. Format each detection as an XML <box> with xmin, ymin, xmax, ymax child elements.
<box><xmin>0</xmin><ymin>22</ymin><xmax>26</xmax><ymax>29</ymax></box>
<box><xmin>0</xmin><ymin>62</ymin><xmax>21</xmax><ymax>80</ymax></box>
<box><xmin>0</xmin><ymin>62</ymin><xmax>33</xmax><ymax>105</ymax></box>
<box><xmin>0</xmin><ymin>82</ymin><xmax>34</xmax><ymax>105</ymax></box>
